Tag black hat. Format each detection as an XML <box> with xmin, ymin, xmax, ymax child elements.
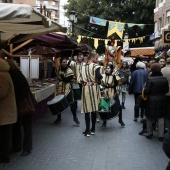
<box><xmin>77</xmin><ymin>52</ymin><xmax>83</xmax><ymax>56</ymax></box>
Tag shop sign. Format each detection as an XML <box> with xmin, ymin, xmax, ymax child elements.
<box><xmin>162</xmin><ymin>29</ymin><xmax>170</xmax><ymax>45</ymax></box>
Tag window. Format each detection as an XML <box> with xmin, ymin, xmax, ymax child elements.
<box><xmin>154</xmin><ymin>22</ymin><xmax>158</xmax><ymax>32</ymax></box>
<box><xmin>158</xmin><ymin>17</ymin><xmax>162</xmax><ymax>29</ymax></box>
<box><xmin>166</xmin><ymin>11</ymin><xmax>170</xmax><ymax>24</ymax></box>
<box><xmin>44</xmin><ymin>1</ymin><xmax>48</xmax><ymax>6</ymax></box>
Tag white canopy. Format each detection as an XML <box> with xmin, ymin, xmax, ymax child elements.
<box><xmin>0</xmin><ymin>3</ymin><xmax>33</xmax><ymax>20</ymax></box>
<box><xmin>0</xmin><ymin>3</ymin><xmax>66</xmax><ymax>44</ymax></box>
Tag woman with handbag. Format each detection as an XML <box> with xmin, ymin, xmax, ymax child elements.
<box><xmin>6</xmin><ymin>59</ymin><xmax>37</xmax><ymax>156</ymax></box>
<box><xmin>143</xmin><ymin>63</ymin><xmax>169</xmax><ymax>142</ymax></box>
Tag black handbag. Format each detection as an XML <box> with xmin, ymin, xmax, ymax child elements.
<box><xmin>136</xmin><ymin>95</ymin><xmax>146</xmax><ymax>109</ymax></box>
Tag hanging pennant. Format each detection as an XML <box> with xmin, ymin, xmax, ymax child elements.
<box><xmin>77</xmin><ymin>35</ymin><xmax>81</xmax><ymax>43</ymax></box>
<box><xmin>90</xmin><ymin>16</ymin><xmax>107</xmax><ymax>26</ymax></box>
<box><xmin>107</xmin><ymin>21</ymin><xmax>125</xmax><ymax>39</ymax></box>
<box><xmin>94</xmin><ymin>38</ymin><xmax>99</xmax><ymax>49</ymax></box>
<box><xmin>127</xmin><ymin>23</ymin><xmax>145</xmax><ymax>29</ymax></box>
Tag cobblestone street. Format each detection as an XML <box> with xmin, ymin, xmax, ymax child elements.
<box><xmin>0</xmin><ymin>94</ymin><xmax>168</xmax><ymax>170</ymax></box>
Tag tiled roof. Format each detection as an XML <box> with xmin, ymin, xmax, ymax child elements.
<box><xmin>130</xmin><ymin>48</ymin><xmax>155</xmax><ymax>56</ymax></box>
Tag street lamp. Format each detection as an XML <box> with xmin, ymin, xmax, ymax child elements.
<box><xmin>123</xmin><ymin>32</ymin><xmax>129</xmax><ymax>51</ymax></box>
<box><xmin>69</xmin><ymin>9</ymin><xmax>77</xmax><ymax>34</ymax></box>
<box><xmin>124</xmin><ymin>32</ymin><xmax>129</xmax><ymax>39</ymax></box>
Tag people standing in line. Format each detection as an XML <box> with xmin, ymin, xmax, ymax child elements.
<box><xmin>0</xmin><ymin>58</ymin><xmax>17</xmax><ymax>163</ymax></box>
<box><xmin>55</xmin><ymin>57</ymin><xmax>80</xmax><ymax>125</ymax></box>
<box><xmin>129</xmin><ymin>61</ymin><xmax>148</xmax><ymax>122</ymax></box>
<box><xmin>118</xmin><ymin>61</ymin><xmax>131</xmax><ymax>109</ymax></box>
<box><xmin>77</xmin><ymin>52</ymin><xmax>103</xmax><ymax>136</ymax></box>
<box><xmin>143</xmin><ymin>63</ymin><xmax>169</xmax><ymax>142</ymax></box>
<box><xmin>6</xmin><ymin>59</ymin><xmax>37</xmax><ymax>156</ymax></box>
<box><xmin>161</xmin><ymin>57</ymin><xmax>170</xmax><ymax>131</ymax></box>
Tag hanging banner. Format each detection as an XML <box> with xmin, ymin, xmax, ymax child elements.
<box><xmin>127</xmin><ymin>23</ymin><xmax>145</xmax><ymax>29</ymax></box>
<box><xmin>90</xmin><ymin>16</ymin><xmax>107</xmax><ymax>26</ymax></box>
<box><xmin>107</xmin><ymin>21</ymin><xmax>125</xmax><ymax>39</ymax></box>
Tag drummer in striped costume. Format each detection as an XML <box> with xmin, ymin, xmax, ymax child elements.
<box><xmin>107</xmin><ymin>62</ymin><xmax>125</xmax><ymax>127</ymax></box>
<box><xmin>100</xmin><ymin>64</ymin><xmax>117</xmax><ymax>126</ymax></box>
<box><xmin>54</xmin><ymin>57</ymin><xmax>80</xmax><ymax>125</ymax></box>
<box><xmin>77</xmin><ymin>52</ymin><xmax>103</xmax><ymax>137</ymax></box>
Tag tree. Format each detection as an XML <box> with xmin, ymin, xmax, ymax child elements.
<box><xmin>64</xmin><ymin>0</ymin><xmax>155</xmax><ymax>51</ymax></box>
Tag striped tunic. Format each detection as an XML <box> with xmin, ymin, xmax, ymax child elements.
<box><xmin>70</xmin><ymin>61</ymin><xmax>85</xmax><ymax>83</ymax></box>
<box><xmin>77</xmin><ymin>63</ymin><xmax>101</xmax><ymax>113</ymax></box>
<box><xmin>101</xmin><ymin>74</ymin><xmax>116</xmax><ymax>99</ymax></box>
<box><xmin>56</xmin><ymin>68</ymin><xmax>74</xmax><ymax>96</ymax></box>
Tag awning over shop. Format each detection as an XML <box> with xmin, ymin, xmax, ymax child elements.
<box><xmin>0</xmin><ymin>3</ymin><xmax>66</xmax><ymax>45</ymax></box>
<box><xmin>35</xmin><ymin>33</ymin><xmax>77</xmax><ymax>49</ymax></box>
<box><xmin>130</xmin><ymin>47</ymin><xmax>155</xmax><ymax>57</ymax></box>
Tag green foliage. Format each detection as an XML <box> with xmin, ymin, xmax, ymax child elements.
<box><xmin>64</xmin><ymin>0</ymin><xmax>156</xmax><ymax>51</ymax></box>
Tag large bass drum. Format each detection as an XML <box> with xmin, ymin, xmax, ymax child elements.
<box><xmin>47</xmin><ymin>95</ymin><xmax>69</xmax><ymax>115</ymax></box>
<box><xmin>65</xmin><ymin>90</ymin><xmax>74</xmax><ymax>104</ymax></box>
<box><xmin>98</xmin><ymin>98</ymin><xmax>119</xmax><ymax>120</ymax></box>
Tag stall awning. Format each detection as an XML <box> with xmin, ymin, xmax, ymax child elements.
<box><xmin>130</xmin><ymin>47</ymin><xmax>155</xmax><ymax>57</ymax></box>
<box><xmin>35</xmin><ymin>32</ymin><xmax>77</xmax><ymax>49</ymax></box>
<box><xmin>0</xmin><ymin>3</ymin><xmax>66</xmax><ymax>45</ymax></box>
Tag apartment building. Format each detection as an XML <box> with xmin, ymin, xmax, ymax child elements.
<box><xmin>150</xmin><ymin>0</ymin><xmax>170</xmax><ymax>50</ymax></box>
<box><xmin>12</xmin><ymin>0</ymin><xmax>69</xmax><ymax>27</ymax></box>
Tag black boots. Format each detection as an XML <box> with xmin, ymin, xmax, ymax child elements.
<box><xmin>139</xmin><ymin>119</ymin><xmax>147</xmax><ymax>135</ymax></box>
<box><xmin>122</xmin><ymin>102</ymin><xmax>125</xmax><ymax>109</ymax></box>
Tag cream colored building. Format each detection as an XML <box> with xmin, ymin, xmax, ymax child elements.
<box><xmin>151</xmin><ymin>0</ymin><xmax>170</xmax><ymax>49</ymax></box>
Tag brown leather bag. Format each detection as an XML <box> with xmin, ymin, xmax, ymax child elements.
<box><xmin>18</xmin><ymin>92</ymin><xmax>37</xmax><ymax>116</ymax></box>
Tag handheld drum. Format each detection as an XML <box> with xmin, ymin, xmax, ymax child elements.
<box><xmin>47</xmin><ymin>95</ymin><xmax>69</xmax><ymax>115</ymax></box>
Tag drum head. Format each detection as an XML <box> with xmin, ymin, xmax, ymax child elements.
<box><xmin>47</xmin><ymin>95</ymin><xmax>64</xmax><ymax>105</ymax></box>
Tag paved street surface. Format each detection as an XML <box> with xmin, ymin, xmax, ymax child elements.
<box><xmin>0</xmin><ymin>94</ymin><xmax>169</xmax><ymax>170</ymax></box>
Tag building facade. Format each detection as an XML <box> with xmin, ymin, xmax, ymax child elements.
<box><xmin>11</xmin><ymin>0</ymin><xmax>69</xmax><ymax>27</ymax></box>
<box><xmin>150</xmin><ymin>0</ymin><xmax>170</xmax><ymax>50</ymax></box>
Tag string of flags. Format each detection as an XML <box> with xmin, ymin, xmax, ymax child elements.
<box><xmin>76</xmin><ymin>34</ymin><xmax>146</xmax><ymax>49</ymax></box>
<box><xmin>89</xmin><ymin>16</ymin><xmax>146</xmax><ymax>39</ymax></box>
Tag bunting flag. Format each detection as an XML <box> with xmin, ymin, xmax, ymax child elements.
<box><xmin>94</xmin><ymin>38</ymin><xmax>98</xmax><ymax>49</ymax></box>
<box><xmin>77</xmin><ymin>35</ymin><xmax>81</xmax><ymax>43</ymax></box>
<box><xmin>90</xmin><ymin>16</ymin><xmax>107</xmax><ymax>26</ymax></box>
<box><xmin>127</xmin><ymin>23</ymin><xmax>145</xmax><ymax>29</ymax></box>
<box><xmin>107</xmin><ymin>21</ymin><xmax>125</xmax><ymax>39</ymax></box>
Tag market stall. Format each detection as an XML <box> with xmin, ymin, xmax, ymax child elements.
<box><xmin>30</xmin><ymin>82</ymin><xmax>56</xmax><ymax>121</ymax></box>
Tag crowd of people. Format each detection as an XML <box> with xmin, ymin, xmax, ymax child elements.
<box><xmin>1</xmin><ymin>51</ymin><xmax>170</xmax><ymax>169</ymax></box>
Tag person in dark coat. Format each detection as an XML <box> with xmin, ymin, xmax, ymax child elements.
<box><xmin>143</xmin><ymin>63</ymin><xmax>169</xmax><ymax>142</ymax></box>
<box><xmin>0</xmin><ymin>58</ymin><xmax>17</xmax><ymax>163</ymax></box>
<box><xmin>163</xmin><ymin>131</ymin><xmax>170</xmax><ymax>170</ymax></box>
<box><xmin>161</xmin><ymin>57</ymin><xmax>170</xmax><ymax>131</ymax></box>
<box><xmin>129</xmin><ymin>61</ymin><xmax>148</xmax><ymax>122</ymax></box>
<box><xmin>6</xmin><ymin>59</ymin><xmax>37</xmax><ymax>156</ymax></box>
